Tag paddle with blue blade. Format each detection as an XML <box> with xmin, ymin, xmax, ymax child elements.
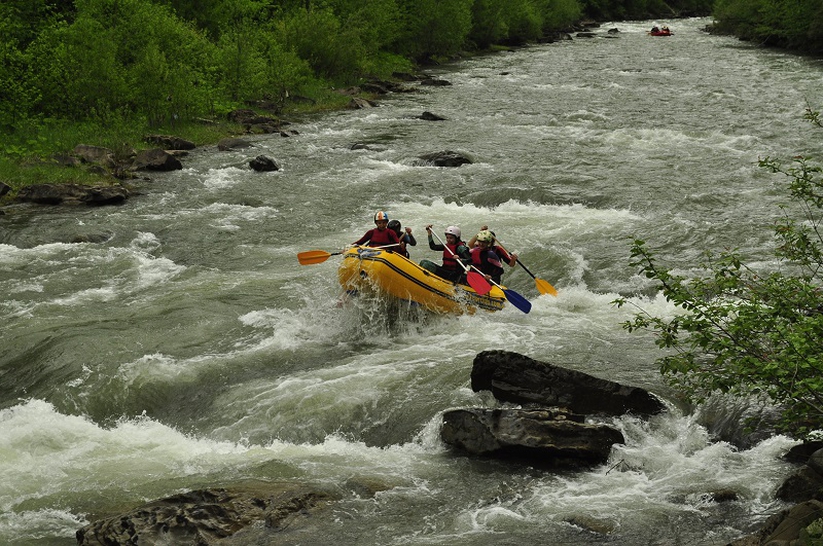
<box><xmin>430</xmin><ymin>231</ymin><xmax>492</xmax><ymax>296</ymax></box>
<box><xmin>486</xmin><ymin>275</ymin><xmax>532</xmax><ymax>314</ymax></box>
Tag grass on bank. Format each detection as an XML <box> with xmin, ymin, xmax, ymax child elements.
<box><xmin>0</xmin><ymin>86</ymin><xmax>362</xmax><ymax>201</ymax></box>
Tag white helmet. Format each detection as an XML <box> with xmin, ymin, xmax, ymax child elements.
<box><xmin>444</xmin><ymin>225</ymin><xmax>461</xmax><ymax>238</ymax></box>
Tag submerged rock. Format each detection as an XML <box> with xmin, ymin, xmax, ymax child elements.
<box><xmin>416</xmin><ymin>150</ymin><xmax>473</xmax><ymax>167</ymax></box>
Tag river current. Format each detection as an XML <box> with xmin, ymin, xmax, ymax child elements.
<box><xmin>2</xmin><ymin>17</ymin><xmax>823</xmax><ymax>545</ymax></box>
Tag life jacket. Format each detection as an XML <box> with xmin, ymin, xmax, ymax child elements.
<box><xmin>366</xmin><ymin>228</ymin><xmax>399</xmax><ymax>248</ymax></box>
<box><xmin>441</xmin><ymin>242</ymin><xmax>464</xmax><ymax>270</ymax></box>
<box><xmin>470</xmin><ymin>247</ymin><xmax>504</xmax><ymax>278</ymax></box>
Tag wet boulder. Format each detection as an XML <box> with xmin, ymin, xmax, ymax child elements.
<box><xmin>441</xmin><ymin>407</ymin><xmax>623</xmax><ymax>468</ymax></box>
<box><xmin>416</xmin><ymin>150</ymin><xmax>473</xmax><ymax>167</ymax></box>
<box><xmin>471</xmin><ymin>350</ymin><xmax>665</xmax><ymax>416</ymax></box>
<box><xmin>249</xmin><ymin>155</ymin><xmax>281</xmax><ymax>172</ymax></box>
<box><xmin>76</xmin><ymin>481</ymin><xmax>339</xmax><ymax>546</ymax></box>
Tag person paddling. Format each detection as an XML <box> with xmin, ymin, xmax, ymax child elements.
<box><xmin>419</xmin><ymin>225</ymin><xmax>470</xmax><ymax>282</ymax></box>
<box><xmin>353</xmin><ymin>211</ymin><xmax>401</xmax><ymax>248</ymax></box>
<box><xmin>469</xmin><ymin>230</ymin><xmax>505</xmax><ymax>284</ymax></box>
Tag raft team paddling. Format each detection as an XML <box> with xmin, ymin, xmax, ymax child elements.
<box><xmin>298</xmin><ymin>210</ymin><xmax>557</xmax><ymax>315</ymax></box>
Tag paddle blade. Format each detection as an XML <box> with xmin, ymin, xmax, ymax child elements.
<box><xmin>503</xmin><ymin>288</ymin><xmax>532</xmax><ymax>314</ymax></box>
<box><xmin>297</xmin><ymin>250</ymin><xmax>333</xmax><ymax>265</ymax></box>
<box><xmin>466</xmin><ymin>271</ymin><xmax>492</xmax><ymax>295</ymax></box>
<box><xmin>535</xmin><ymin>278</ymin><xmax>558</xmax><ymax>297</ymax></box>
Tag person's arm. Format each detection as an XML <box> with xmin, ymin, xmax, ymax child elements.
<box><xmin>425</xmin><ymin>225</ymin><xmax>443</xmax><ymax>250</ymax></box>
<box><xmin>456</xmin><ymin>243</ymin><xmax>471</xmax><ymax>261</ymax></box>
<box><xmin>405</xmin><ymin>228</ymin><xmax>417</xmax><ymax>246</ymax></box>
<box><xmin>486</xmin><ymin>250</ymin><xmax>503</xmax><ymax>269</ymax></box>
<box><xmin>353</xmin><ymin>230</ymin><xmax>373</xmax><ymax>246</ymax></box>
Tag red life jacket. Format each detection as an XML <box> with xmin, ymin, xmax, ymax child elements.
<box><xmin>355</xmin><ymin>228</ymin><xmax>399</xmax><ymax>247</ymax></box>
<box><xmin>470</xmin><ymin>247</ymin><xmax>504</xmax><ymax>278</ymax></box>
<box><xmin>441</xmin><ymin>242</ymin><xmax>463</xmax><ymax>270</ymax></box>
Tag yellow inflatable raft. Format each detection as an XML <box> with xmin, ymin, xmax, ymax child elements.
<box><xmin>338</xmin><ymin>246</ymin><xmax>506</xmax><ymax>314</ymax></box>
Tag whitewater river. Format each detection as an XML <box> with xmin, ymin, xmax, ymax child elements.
<box><xmin>3</xmin><ymin>17</ymin><xmax>823</xmax><ymax>545</ymax></box>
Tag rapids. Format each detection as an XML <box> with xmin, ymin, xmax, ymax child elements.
<box><xmin>2</xmin><ymin>17</ymin><xmax>822</xmax><ymax>545</ymax></box>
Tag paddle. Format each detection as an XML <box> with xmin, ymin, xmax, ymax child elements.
<box><xmin>492</xmin><ymin>239</ymin><xmax>558</xmax><ymax>297</ymax></box>
<box><xmin>430</xmin><ymin>231</ymin><xmax>492</xmax><ymax>296</ymax></box>
<box><xmin>486</xmin><ymin>275</ymin><xmax>532</xmax><ymax>314</ymax></box>
<box><xmin>297</xmin><ymin>243</ymin><xmax>400</xmax><ymax>265</ymax></box>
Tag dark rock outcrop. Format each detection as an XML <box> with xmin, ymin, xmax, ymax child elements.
<box><xmin>76</xmin><ymin>481</ymin><xmax>339</xmax><ymax>546</ymax></box>
<box><xmin>441</xmin><ymin>407</ymin><xmax>623</xmax><ymax>468</ymax></box>
<box><xmin>132</xmin><ymin>148</ymin><xmax>183</xmax><ymax>171</ymax></box>
<box><xmin>471</xmin><ymin>350</ymin><xmax>665</xmax><ymax>416</ymax></box>
<box><xmin>16</xmin><ymin>184</ymin><xmax>129</xmax><ymax>206</ymax></box>
<box><xmin>249</xmin><ymin>155</ymin><xmax>281</xmax><ymax>172</ymax></box>
<box><xmin>416</xmin><ymin>150</ymin><xmax>473</xmax><ymax>167</ymax></box>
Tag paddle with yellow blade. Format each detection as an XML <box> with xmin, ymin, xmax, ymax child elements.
<box><xmin>493</xmin><ymin>239</ymin><xmax>558</xmax><ymax>297</ymax></box>
<box><xmin>297</xmin><ymin>244</ymin><xmax>401</xmax><ymax>265</ymax></box>
<box><xmin>430</xmin><ymin>231</ymin><xmax>492</xmax><ymax>296</ymax></box>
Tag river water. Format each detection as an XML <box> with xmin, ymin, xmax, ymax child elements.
<box><xmin>3</xmin><ymin>17</ymin><xmax>823</xmax><ymax>545</ymax></box>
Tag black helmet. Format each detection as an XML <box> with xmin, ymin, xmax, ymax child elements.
<box><xmin>387</xmin><ymin>219</ymin><xmax>401</xmax><ymax>232</ymax></box>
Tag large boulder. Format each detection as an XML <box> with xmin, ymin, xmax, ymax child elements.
<box><xmin>249</xmin><ymin>155</ymin><xmax>281</xmax><ymax>172</ymax></box>
<box><xmin>76</xmin><ymin>481</ymin><xmax>339</xmax><ymax>546</ymax></box>
<box><xmin>441</xmin><ymin>407</ymin><xmax>623</xmax><ymax>468</ymax></box>
<box><xmin>132</xmin><ymin>148</ymin><xmax>183</xmax><ymax>171</ymax></box>
<box><xmin>471</xmin><ymin>350</ymin><xmax>665</xmax><ymax>417</ymax></box>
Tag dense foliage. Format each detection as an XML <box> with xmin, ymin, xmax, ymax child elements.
<box><xmin>615</xmin><ymin>109</ymin><xmax>823</xmax><ymax>438</ymax></box>
<box><xmin>711</xmin><ymin>0</ymin><xmax>823</xmax><ymax>53</ymax></box>
<box><xmin>0</xmin><ymin>0</ymin><xmax>585</xmax><ymax>142</ymax></box>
